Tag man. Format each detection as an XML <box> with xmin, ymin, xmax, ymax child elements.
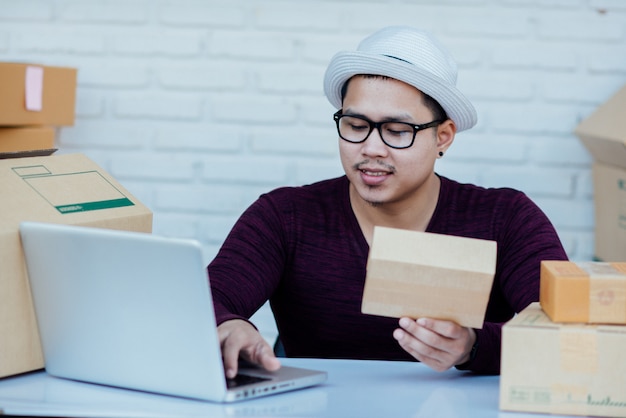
<box><xmin>208</xmin><ymin>26</ymin><xmax>567</xmax><ymax>378</ymax></box>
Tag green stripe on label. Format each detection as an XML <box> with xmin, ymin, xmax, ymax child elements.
<box><xmin>55</xmin><ymin>198</ymin><xmax>134</xmax><ymax>214</ymax></box>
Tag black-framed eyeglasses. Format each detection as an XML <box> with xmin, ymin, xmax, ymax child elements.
<box><xmin>333</xmin><ymin>110</ymin><xmax>444</xmax><ymax>149</ymax></box>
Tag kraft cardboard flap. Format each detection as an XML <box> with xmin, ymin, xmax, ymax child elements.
<box><xmin>0</xmin><ymin>153</ymin><xmax>149</xmax><ymax>229</ymax></box>
<box><xmin>506</xmin><ymin>302</ymin><xmax>626</xmax><ymax>334</ymax></box>
<box><xmin>578</xmin><ymin>134</ymin><xmax>626</xmax><ymax>170</ymax></box>
<box><xmin>362</xmin><ymin>227</ymin><xmax>497</xmax><ymax>328</ymax></box>
<box><xmin>506</xmin><ymin>302</ymin><xmax>563</xmax><ymax>330</ymax></box>
<box><xmin>575</xmin><ymin>84</ymin><xmax>626</xmax><ymax>143</ymax></box>
<box><xmin>575</xmin><ymin>83</ymin><xmax>626</xmax><ymax>169</ymax></box>
<box><xmin>368</xmin><ymin>227</ymin><xmax>497</xmax><ymax>273</ymax></box>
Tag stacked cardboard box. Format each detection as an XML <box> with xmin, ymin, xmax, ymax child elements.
<box><xmin>0</xmin><ymin>62</ymin><xmax>154</xmax><ymax>379</ymax></box>
<box><xmin>0</xmin><ymin>127</ymin><xmax>56</xmax><ymax>157</ymax></box>
<box><xmin>0</xmin><ymin>62</ymin><xmax>77</xmax><ymax>158</ymax></box>
<box><xmin>540</xmin><ymin>261</ymin><xmax>626</xmax><ymax>324</ymax></box>
<box><xmin>500</xmin><ymin>261</ymin><xmax>626</xmax><ymax>418</ymax></box>
<box><xmin>574</xmin><ymin>84</ymin><xmax>626</xmax><ymax>262</ymax></box>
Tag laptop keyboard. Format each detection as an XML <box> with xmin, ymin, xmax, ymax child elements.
<box><xmin>226</xmin><ymin>373</ymin><xmax>271</xmax><ymax>388</ymax></box>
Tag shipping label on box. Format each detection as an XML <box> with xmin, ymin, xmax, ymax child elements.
<box><xmin>541</xmin><ymin>260</ymin><xmax>626</xmax><ymax>324</ymax></box>
<box><xmin>0</xmin><ymin>153</ymin><xmax>152</xmax><ymax>378</ymax></box>
<box><xmin>500</xmin><ymin>302</ymin><xmax>626</xmax><ymax>418</ymax></box>
<box><xmin>20</xmin><ymin>170</ymin><xmax>135</xmax><ymax>214</ymax></box>
<box><xmin>362</xmin><ymin>226</ymin><xmax>497</xmax><ymax>329</ymax></box>
<box><xmin>0</xmin><ymin>62</ymin><xmax>77</xmax><ymax>126</ymax></box>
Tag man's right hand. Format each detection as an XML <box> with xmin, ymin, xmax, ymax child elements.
<box><xmin>217</xmin><ymin>319</ymin><xmax>281</xmax><ymax>379</ymax></box>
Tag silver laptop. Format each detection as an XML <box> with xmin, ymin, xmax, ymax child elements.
<box><xmin>19</xmin><ymin>221</ymin><xmax>327</xmax><ymax>403</ymax></box>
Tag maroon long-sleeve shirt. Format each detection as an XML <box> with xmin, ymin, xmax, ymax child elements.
<box><xmin>208</xmin><ymin>175</ymin><xmax>568</xmax><ymax>374</ymax></box>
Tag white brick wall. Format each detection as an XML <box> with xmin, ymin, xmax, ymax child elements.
<box><xmin>3</xmin><ymin>0</ymin><xmax>626</xmax><ymax>340</ymax></box>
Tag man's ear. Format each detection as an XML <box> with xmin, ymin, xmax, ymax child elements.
<box><xmin>436</xmin><ymin>119</ymin><xmax>456</xmax><ymax>155</ymax></box>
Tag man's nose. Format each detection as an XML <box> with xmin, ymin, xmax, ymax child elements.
<box><xmin>360</xmin><ymin>127</ymin><xmax>389</xmax><ymax>157</ymax></box>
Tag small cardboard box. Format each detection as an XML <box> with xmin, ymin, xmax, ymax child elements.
<box><xmin>0</xmin><ymin>153</ymin><xmax>152</xmax><ymax>378</ymax></box>
<box><xmin>0</xmin><ymin>126</ymin><xmax>56</xmax><ymax>156</ymax></box>
<box><xmin>575</xmin><ymin>84</ymin><xmax>626</xmax><ymax>262</ymax></box>
<box><xmin>362</xmin><ymin>226</ymin><xmax>497</xmax><ymax>329</ymax></box>
<box><xmin>0</xmin><ymin>62</ymin><xmax>77</xmax><ymax>127</ymax></box>
<box><xmin>541</xmin><ymin>260</ymin><xmax>626</xmax><ymax>324</ymax></box>
<box><xmin>500</xmin><ymin>302</ymin><xmax>626</xmax><ymax>418</ymax></box>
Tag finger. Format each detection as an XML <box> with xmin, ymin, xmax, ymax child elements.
<box><xmin>394</xmin><ymin>328</ymin><xmax>450</xmax><ymax>371</ymax></box>
<box><xmin>420</xmin><ymin>355</ymin><xmax>450</xmax><ymax>372</ymax></box>
<box><xmin>395</xmin><ymin>318</ymin><xmax>462</xmax><ymax>371</ymax></box>
<box><xmin>398</xmin><ymin>317</ymin><xmax>417</xmax><ymax>333</ymax></box>
<box><xmin>416</xmin><ymin>317</ymin><xmax>463</xmax><ymax>339</ymax></box>
<box><xmin>398</xmin><ymin>317</ymin><xmax>443</xmax><ymax>349</ymax></box>
<box><xmin>394</xmin><ymin>327</ymin><xmax>437</xmax><ymax>357</ymax></box>
<box><xmin>254</xmin><ymin>343</ymin><xmax>282</xmax><ymax>372</ymax></box>
<box><xmin>416</xmin><ymin>318</ymin><xmax>475</xmax><ymax>362</ymax></box>
<box><xmin>237</xmin><ymin>335</ymin><xmax>282</xmax><ymax>373</ymax></box>
<box><xmin>221</xmin><ymin>336</ymin><xmax>242</xmax><ymax>379</ymax></box>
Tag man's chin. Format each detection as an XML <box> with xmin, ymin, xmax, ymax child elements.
<box><xmin>366</xmin><ymin>200</ymin><xmax>384</xmax><ymax>208</ymax></box>
<box><xmin>359</xmin><ymin>188</ymin><xmax>387</xmax><ymax>207</ymax></box>
<box><xmin>349</xmin><ymin>178</ymin><xmax>390</xmax><ymax>207</ymax></box>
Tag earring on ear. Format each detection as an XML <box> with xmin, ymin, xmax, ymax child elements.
<box><xmin>438</xmin><ymin>151</ymin><xmax>444</xmax><ymax>157</ymax></box>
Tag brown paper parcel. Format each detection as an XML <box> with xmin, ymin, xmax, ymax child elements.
<box><xmin>362</xmin><ymin>226</ymin><xmax>497</xmax><ymax>329</ymax></box>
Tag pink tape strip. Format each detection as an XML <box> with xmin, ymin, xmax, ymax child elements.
<box><xmin>25</xmin><ymin>66</ymin><xmax>44</xmax><ymax>112</ymax></box>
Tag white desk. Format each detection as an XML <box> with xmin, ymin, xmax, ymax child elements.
<box><xmin>0</xmin><ymin>358</ymin><xmax>582</xmax><ymax>418</ymax></box>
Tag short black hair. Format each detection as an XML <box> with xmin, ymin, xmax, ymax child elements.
<box><xmin>340</xmin><ymin>75</ymin><xmax>448</xmax><ymax>121</ymax></box>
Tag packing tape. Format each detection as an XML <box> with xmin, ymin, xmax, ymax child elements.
<box><xmin>559</xmin><ymin>327</ymin><xmax>598</xmax><ymax>373</ymax></box>
<box><xmin>580</xmin><ymin>262</ymin><xmax>626</xmax><ymax>323</ymax></box>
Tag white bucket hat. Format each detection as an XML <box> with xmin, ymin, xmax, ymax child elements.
<box><xmin>323</xmin><ymin>26</ymin><xmax>477</xmax><ymax>132</ymax></box>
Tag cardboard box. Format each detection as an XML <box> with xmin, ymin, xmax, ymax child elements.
<box><xmin>541</xmin><ymin>261</ymin><xmax>626</xmax><ymax>324</ymax></box>
<box><xmin>362</xmin><ymin>226</ymin><xmax>497</xmax><ymax>329</ymax></box>
<box><xmin>575</xmin><ymin>84</ymin><xmax>626</xmax><ymax>262</ymax></box>
<box><xmin>592</xmin><ymin>163</ymin><xmax>626</xmax><ymax>262</ymax></box>
<box><xmin>0</xmin><ymin>62</ymin><xmax>77</xmax><ymax>127</ymax></box>
<box><xmin>500</xmin><ymin>302</ymin><xmax>626</xmax><ymax>417</ymax></box>
<box><xmin>0</xmin><ymin>153</ymin><xmax>152</xmax><ymax>378</ymax></box>
<box><xmin>0</xmin><ymin>127</ymin><xmax>56</xmax><ymax>157</ymax></box>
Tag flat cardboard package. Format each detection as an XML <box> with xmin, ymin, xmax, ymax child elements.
<box><xmin>540</xmin><ymin>260</ymin><xmax>626</xmax><ymax>324</ymax></box>
<box><xmin>0</xmin><ymin>62</ymin><xmax>77</xmax><ymax>126</ymax></box>
<box><xmin>0</xmin><ymin>127</ymin><xmax>56</xmax><ymax>157</ymax></box>
<box><xmin>362</xmin><ymin>226</ymin><xmax>497</xmax><ymax>329</ymax></box>
<box><xmin>575</xmin><ymin>84</ymin><xmax>626</xmax><ymax>262</ymax></box>
<box><xmin>0</xmin><ymin>153</ymin><xmax>152</xmax><ymax>378</ymax></box>
<box><xmin>500</xmin><ymin>302</ymin><xmax>626</xmax><ymax>418</ymax></box>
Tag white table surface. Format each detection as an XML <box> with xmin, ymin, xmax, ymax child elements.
<box><xmin>0</xmin><ymin>358</ymin><xmax>583</xmax><ymax>418</ymax></box>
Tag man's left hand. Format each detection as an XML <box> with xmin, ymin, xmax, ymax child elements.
<box><xmin>393</xmin><ymin>317</ymin><xmax>476</xmax><ymax>372</ymax></box>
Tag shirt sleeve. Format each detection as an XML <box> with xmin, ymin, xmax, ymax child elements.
<box><xmin>457</xmin><ymin>192</ymin><xmax>568</xmax><ymax>374</ymax></box>
<box><xmin>208</xmin><ymin>193</ymin><xmax>288</xmax><ymax>326</ymax></box>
